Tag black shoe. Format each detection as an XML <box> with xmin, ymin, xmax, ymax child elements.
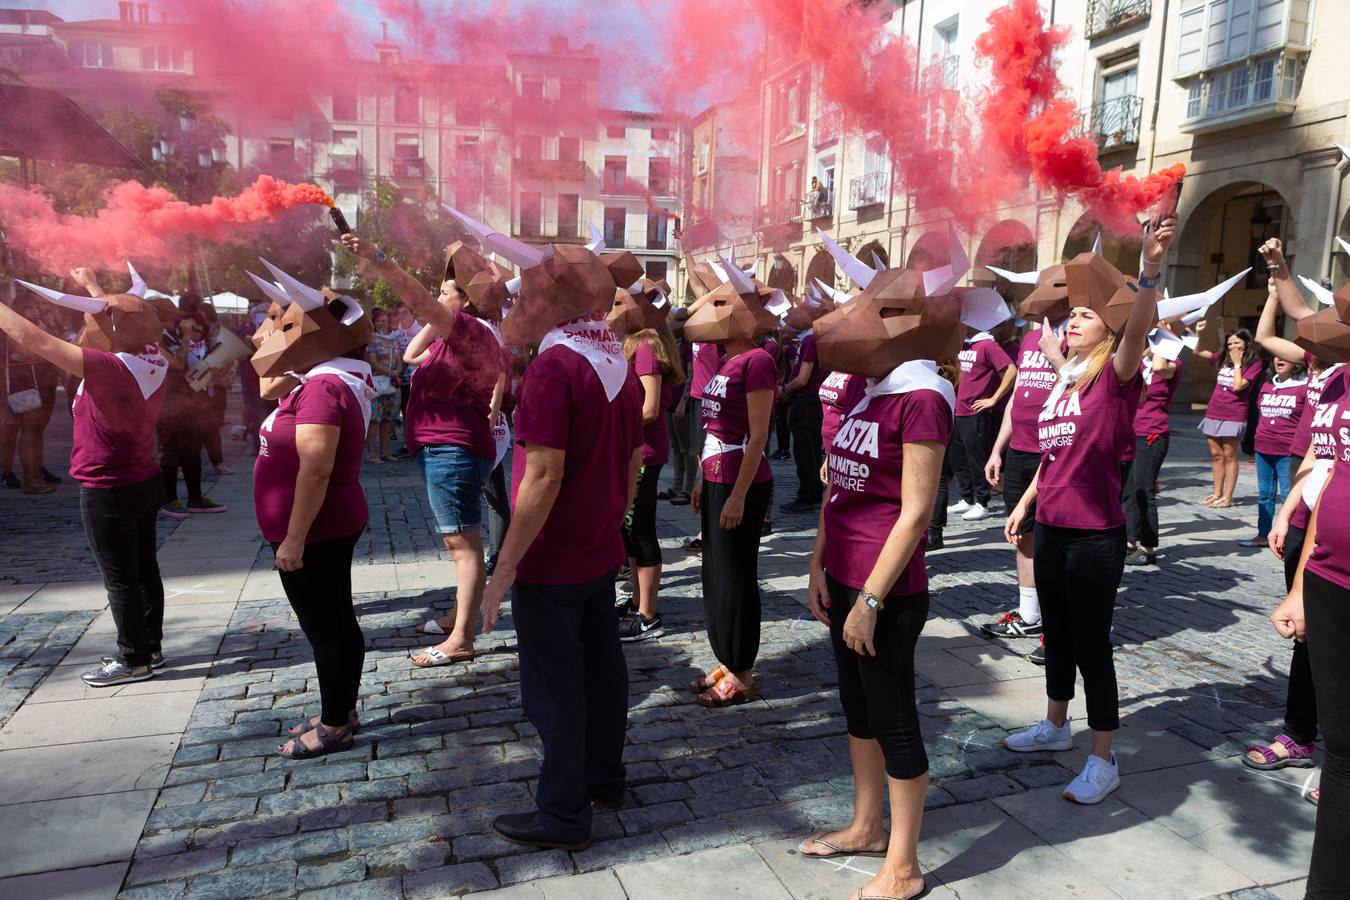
<box><xmin>149</xmin><ymin>651</ymin><xmax>165</xmax><ymax>670</ymax></box>
<box><xmin>485</xmin><ymin>554</ymin><xmax>498</xmax><ymax>577</ymax></box>
<box><xmin>1125</xmin><ymin>548</ymin><xmax>1156</xmax><ymax>566</ymax></box>
<box><xmin>981</xmin><ymin>611</ymin><xmax>1044</xmax><ymax>638</ymax></box>
<box><xmin>588</xmin><ymin>791</ymin><xmax>625</xmax><ymax>810</ymax></box>
<box><xmin>761</xmin><ymin>518</ymin><xmax>773</xmax><ymax>536</ymax></box>
<box><xmin>492</xmin><ymin>812</ymin><xmax>591</xmax><ymax>852</ymax></box>
<box><xmin>926</xmin><ymin>528</ymin><xmax>944</xmax><ymax>551</ymax></box>
<box><xmin>779</xmin><ymin>499</ymin><xmax>818</xmax><ymax>515</ymax></box>
<box><xmin>1026</xmin><ymin>641</ymin><xmax>1046</xmax><ymax>666</ymax></box>
<box><xmin>0</xmin><ymin>470</ymin><xmax>19</xmax><ymax>490</ymax></box>
<box><xmin>669</xmin><ymin>492</ymin><xmax>691</xmax><ymax>506</ymax></box>
<box><xmin>615</xmin><ymin>565</ymin><xmax>632</xmax><ymax>583</ymax></box>
<box><xmin>40</xmin><ymin>467</ymin><xmax>62</xmax><ymax>485</ymax></box>
<box><xmin>619</xmin><ymin>614</ymin><xmax>664</xmax><ymax>642</ymax></box>
<box><xmin>682</xmin><ymin>537</ymin><xmax>702</xmax><ymax>551</ymax></box>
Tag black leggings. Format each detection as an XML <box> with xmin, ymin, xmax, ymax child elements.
<box><xmin>483</xmin><ymin>463</ymin><xmax>510</xmax><ymax>559</ymax></box>
<box><xmin>774</xmin><ymin>399</ymin><xmax>791</xmax><ymax>457</ymax></box>
<box><xmin>271</xmin><ymin>530</ymin><xmax>366</xmax><ymax>727</ymax></box>
<box><xmin>788</xmin><ymin>394</ymin><xmax>823</xmax><ymax>503</ymax></box>
<box><xmin>159</xmin><ymin>423</ymin><xmax>206</xmax><ymax>504</ymax></box>
<box><xmin>1280</xmin><ymin>525</ymin><xmax>1317</xmax><ymax>745</ymax></box>
<box><xmin>80</xmin><ymin>476</ymin><xmax>165</xmax><ymax>667</ymax></box>
<box><xmin>1123</xmin><ymin>434</ymin><xmax>1169</xmax><ymax>549</ymax></box>
<box><xmin>929</xmin><ymin>451</ymin><xmax>952</xmax><ymax>530</ymax></box>
<box><xmin>700</xmin><ymin>479</ymin><xmax>772</xmax><ymax>672</ymax></box>
<box><xmin>827</xmin><ymin>573</ymin><xmax>929</xmax><ymax>779</ymax></box>
<box><xmin>623</xmin><ymin>464</ymin><xmax>663</xmax><ymax>568</ymax></box>
<box><xmin>1304</xmin><ymin>570</ymin><xmax>1350</xmax><ymax>898</ymax></box>
<box><xmin>1035</xmin><ymin>524</ymin><xmax>1125</xmax><ymax>732</ymax></box>
<box><xmin>950</xmin><ymin>413</ymin><xmax>993</xmax><ymax>506</ymax></box>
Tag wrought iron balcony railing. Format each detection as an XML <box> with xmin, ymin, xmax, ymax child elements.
<box><xmin>391</xmin><ymin>157</ymin><xmax>424</xmax><ymax>178</ymax></box>
<box><xmin>848</xmin><ymin>170</ymin><xmax>888</xmax><ymax>209</ymax></box>
<box><xmin>1081</xmin><ymin>95</ymin><xmax>1143</xmax><ymax>151</ymax></box>
<box><xmin>754</xmin><ymin>197</ymin><xmax>802</xmax><ymax>230</ymax></box>
<box><xmin>803</xmin><ymin>187</ymin><xmax>833</xmax><ymax>222</ymax></box>
<box><xmin>1087</xmin><ymin>0</ymin><xmax>1150</xmax><ymax>39</ymax></box>
<box><xmin>921</xmin><ymin>55</ymin><xmax>959</xmax><ymax>91</ymax></box>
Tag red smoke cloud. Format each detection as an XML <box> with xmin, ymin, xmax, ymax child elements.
<box><xmin>0</xmin><ymin>175</ymin><xmax>331</xmax><ymax>274</ymax></box>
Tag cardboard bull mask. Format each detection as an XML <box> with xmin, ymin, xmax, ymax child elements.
<box><xmin>784</xmin><ymin>293</ymin><xmax>834</xmax><ymax>332</ymax></box>
<box><xmin>1062</xmin><ymin>253</ymin><xmax>1138</xmax><ymax>334</ymax></box>
<box><xmin>683</xmin><ymin>257</ymin><xmax>783</xmax><ymax>344</ymax></box>
<box><xmin>813</xmin><ymin>268</ymin><xmax>964</xmax><ymax>378</ymax></box>
<box><xmin>250</xmin><ymin>260</ymin><xmax>371</xmax><ymax>377</ymax></box>
<box><xmin>1294</xmin><ymin>284</ymin><xmax>1350</xmax><ymax>364</ymax></box>
<box><xmin>607</xmin><ymin>280</ymin><xmax>670</xmax><ymax>339</ymax></box>
<box><xmin>18</xmin><ymin>277</ymin><xmax>163</xmax><ymax>354</ymax></box>
<box><xmin>501</xmin><ymin>243</ymin><xmax>632</xmax><ymax>346</ymax></box>
<box><xmin>1019</xmin><ymin>265</ymin><xmax>1070</xmax><ymax>323</ymax></box>
<box><xmin>444</xmin><ymin>241</ymin><xmax>512</xmax><ymax>320</ymax></box>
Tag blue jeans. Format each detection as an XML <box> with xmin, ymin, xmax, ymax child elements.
<box><xmin>418</xmin><ymin>444</ymin><xmax>494</xmax><ymax>534</ymax></box>
<box><xmin>1255</xmin><ymin>452</ymin><xmax>1291</xmax><ymax>538</ymax></box>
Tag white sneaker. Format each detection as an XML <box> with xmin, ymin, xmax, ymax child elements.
<box><xmin>1003</xmin><ymin>718</ymin><xmax>1073</xmax><ymax>753</ymax></box>
<box><xmin>948</xmin><ymin>499</ymin><xmax>971</xmax><ymax>514</ymax></box>
<box><xmin>1063</xmin><ymin>752</ymin><xmax>1120</xmax><ymax>804</ymax></box>
<box><xmin>961</xmin><ymin>503</ymin><xmax>989</xmax><ymax>521</ymax></box>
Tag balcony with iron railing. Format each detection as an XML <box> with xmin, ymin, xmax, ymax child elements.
<box><xmin>327</xmin><ymin>151</ymin><xmax>361</xmax><ymax>187</ymax></box>
<box><xmin>1086</xmin><ymin>0</ymin><xmax>1150</xmax><ymax>40</ymax></box>
<box><xmin>1080</xmin><ymin>95</ymin><xmax>1143</xmax><ymax>151</ymax></box>
<box><xmin>391</xmin><ymin>156</ymin><xmax>424</xmax><ymax>178</ymax></box>
<box><xmin>595</xmin><ymin>225</ymin><xmax>674</xmax><ymax>251</ymax></box>
<box><xmin>803</xmin><ymin>186</ymin><xmax>833</xmax><ymax>222</ymax></box>
<box><xmin>445</xmin><ymin>158</ymin><xmax>484</xmax><ymax>180</ymax></box>
<box><xmin>515</xmin><ymin>158</ymin><xmax>587</xmax><ymax>181</ymax></box>
<box><xmin>848</xmin><ymin>170</ymin><xmax>888</xmax><ymax>210</ymax></box>
<box><xmin>754</xmin><ymin>197</ymin><xmax>802</xmax><ymax>231</ymax></box>
<box><xmin>512</xmin><ymin>219</ymin><xmax>585</xmax><ymax>240</ymax></box>
<box><xmin>921</xmin><ymin>55</ymin><xmax>959</xmax><ymax>92</ymax></box>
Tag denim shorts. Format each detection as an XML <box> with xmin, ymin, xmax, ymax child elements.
<box><xmin>419</xmin><ymin>444</ymin><xmax>495</xmax><ymax>534</ymax></box>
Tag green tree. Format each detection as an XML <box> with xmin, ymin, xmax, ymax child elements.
<box><xmin>343</xmin><ymin>178</ymin><xmax>466</xmax><ymax>308</ymax></box>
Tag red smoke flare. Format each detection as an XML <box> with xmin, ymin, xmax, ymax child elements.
<box><xmin>0</xmin><ymin>175</ymin><xmax>332</xmax><ymax>275</ymax></box>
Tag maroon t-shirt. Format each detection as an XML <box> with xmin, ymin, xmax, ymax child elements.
<box><xmin>1037</xmin><ymin>364</ymin><xmax>1142</xmax><ymax>530</ymax></box>
<box><xmin>1306</xmin><ymin>369</ymin><xmax>1350</xmax><ymax>589</ymax></box>
<box><xmin>1133</xmin><ymin>359</ymin><xmax>1184</xmax><ymax>438</ymax></box>
<box><xmin>701</xmin><ymin>347</ymin><xmax>778</xmax><ymax>484</ymax></box>
<box><xmin>254</xmin><ymin>375</ymin><xmax>368</xmax><ymax>543</ymax></box>
<box><xmin>1009</xmin><ymin>328</ymin><xmax>1062</xmax><ymax>453</ymax></box>
<box><xmin>1289</xmin><ymin>364</ymin><xmax>1342</xmax><ymax>459</ymax></box>
<box><xmin>689</xmin><ymin>342</ymin><xmax>724</xmax><ymax>400</ymax></box>
<box><xmin>512</xmin><ymin>346</ymin><xmax>644</xmax><ymax>585</ymax></box>
<box><xmin>1292</xmin><ymin>367</ymin><xmax>1348</xmax><ymax>530</ymax></box>
<box><xmin>824</xmin><ymin>388</ymin><xmax>953</xmax><ymax>597</ymax></box>
<box><xmin>1205</xmin><ymin>355</ymin><xmax>1263</xmax><ymax>422</ymax></box>
<box><xmin>1253</xmin><ymin>376</ymin><xmax>1308</xmax><ymax>457</ymax></box>
<box><xmin>71</xmin><ymin>348</ymin><xmax>167</xmax><ymax>489</ymax></box>
<box><xmin>819</xmin><ymin>371</ymin><xmax>865</xmax><ymax>448</ymax></box>
<box><xmin>791</xmin><ymin>334</ymin><xmax>827</xmax><ymax>394</ymax></box>
<box><xmin>632</xmin><ymin>341</ymin><xmax>674</xmax><ymax>467</ymax></box>
<box><xmin>404</xmin><ymin>312</ymin><xmax>503</xmax><ymax>459</ymax></box>
<box><xmin>956</xmin><ymin>338</ymin><xmax>1013</xmax><ymax>418</ymax></box>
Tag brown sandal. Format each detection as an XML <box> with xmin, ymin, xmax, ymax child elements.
<box><xmin>689</xmin><ymin>666</ymin><xmax>726</xmax><ymax>694</ymax></box>
<box><xmin>797</xmin><ymin>833</ymin><xmax>888</xmax><ymax>859</ymax></box>
<box><xmin>697</xmin><ymin>678</ymin><xmax>756</xmax><ymax>708</ymax></box>
<box><xmin>288</xmin><ymin>711</ymin><xmax>360</xmax><ymax>737</ymax></box>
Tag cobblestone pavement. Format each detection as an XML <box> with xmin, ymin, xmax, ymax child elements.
<box><xmin>0</xmin><ymin>407</ymin><xmax>1317</xmax><ymax>900</ymax></box>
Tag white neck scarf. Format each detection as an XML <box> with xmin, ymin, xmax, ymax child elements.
<box><xmin>1041</xmin><ymin>354</ymin><xmax>1093</xmax><ymax>416</ymax></box>
<box><xmin>292</xmin><ymin>357</ymin><xmax>377</xmax><ymax>432</ymax></box>
<box><xmin>474</xmin><ymin>316</ymin><xmax>505</xmax><ymax>348</ymax></box>
<box><xmin>112</xmin><ymin>346</ymin><xmax>169</xmax><ymax>400</ymax></box>
<box><xmin>539</xmin><ymin>314</ymin><xmax>629</xmax><ymax>402</ymax></box>
<box><xmin>1269</xmin><ymin>372</ymin><xmax>1308</xmax><ymax>390</ymax></box>
<box><xmin>966</xmin><ymin>332</ymin><xmax>995</xmax><ymax>345</ymax></box>
<box><xmin>849</xmin><ymin>359</ymin><xmax>955</xmax><ymax>417</ymax></box>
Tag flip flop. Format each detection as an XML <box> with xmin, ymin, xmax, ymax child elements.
<box><xmin>1211</xmin><ymin>498</ymin><xmax>1233</xmax><ymax>509</ymax></box>
<box><xmin>415</xmin><ymin>619</ymin><xmax>447</xmax><ymax>635</ymax></box>
<box><xmin>278</xmin><ymin>726</ymin><xmax>354</xmax><ymax>759</ymax></box>
<box><xmin>855</xmin><ymin>881</ymin><xmax>930</xmax><ymax>900</ymax></box>
<box><xmin>797</xmin><ymin>833</ymin><xmax>888</xmax><ymax>859</ymax></box>
<box><xmin>288</xmin><ymin>711</ymin><xmax>361</xmax><ymax>737</ymax></box>
<box><xmin>411</xmin><ymin>646</ymin><xmax>476</xmax><ymax>667</ymax></box>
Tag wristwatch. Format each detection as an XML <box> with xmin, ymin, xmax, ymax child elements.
<box><xmin>1137</xmin><ymin>270</ymin><xmax>1161</xmax><ymax>289</ymax></box>
<box><xmin>859</xmin><ymin>590</ymin><xmax>884</xmax><ymax>612</ymax></box>
<box><xmin>374</xmin><ymin>248</ymin><xmax>388</xmax><ymax>265</ymax></box>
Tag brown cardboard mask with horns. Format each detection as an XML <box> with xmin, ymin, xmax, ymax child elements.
<box><xmin>18</xmin><ymin>278</ymin><xmax>164</xmax><ymax>354</ymax></box>
<box><xmin>607</xmin><ymin>280</ymin><xmax>670</xmax><ymax>339</ymax></box>
<box><xmin>502</xmin><ymin>243</ymin><xmax>634</xmax><ymax>346</ymax></box>
<box><xmin>249</xmin><ymin>260</ymin><xmax>372</xmax><ymax>377</ymax></box>
<box><xmin>812</xmin><ymin>268</ymin><xmax>964</xmax><ymax>377</ymax></box>
<box><xmin>1062</xmin><ymin>253</ymin><xmax>1138</xmax><ymax>334</ymax></box>
<box><xmin>1019</xmin><ymin>265</ymin><xmax>1070</xmax><ymax>323</ymax></box>
<box><xmin>444</xmin><ymin>241</ymin><xmax>513</xmax><ymax>320</ymax></box>
<box><xmin>784</xmin><ymin>294</ymin><xmax>835</xmax><ymax>332</ymax></box>
<box><xmin>1294</xmin><ymin>284</ymin><xmax>1350</xmax><ymax>364</ymax></box>
<box><xmin>683</xmin><ymin>257</ymin><xmax>783</xmax><ymax>343</ymax></box>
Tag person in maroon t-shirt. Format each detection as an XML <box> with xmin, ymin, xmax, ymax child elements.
<box><xmin>341</xmin><ymin>234</ymin><xmax>509</xmax><ymax>669</ymax></box>
<box><xmin>782</xmin><ymin>331</ymin><xmax>828</xmax><ymax>512</ymax></box>
<box><xmin>1121</xmin><ymin>331</ymin><xmax>1184</xmax><ymax>567</ymax></box>
<box><xmin>1001</xmin><ymin>217</ymin><xmax>1174</xmax><ymax>806</ymax></box>
<box><xmin>1193</xmin><ymin>319</ymin><xmax>1263</xmax><ymax>508</ymax></box>
<box><xmin>6</xmin><ymin>270</ymin><xmax>169</xmax><ymax>688</ymax></box>
<box><xmin>1248</xmin><ymin>349</ymin><xmax>1307</xmax><ymax>547</ymax></box>
<box><xmin>948</xmin><ymin>329</ymin><xmax>1016</xmax><ymax>521</ymax></box>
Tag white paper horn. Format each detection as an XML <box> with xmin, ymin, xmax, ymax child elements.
<box><xmin>957</xmin><ymin>287</ymin><xmax>1011</xmax><ymax>332</ymax></box>
<box><xmin>1147</xmin><ymin>327</ymin><xmax>1187</xmax><ymax>362</ymax></box>
<box><xmin>443</xmin><ymin>205</ymin><xmax>545</xmax><ymax>269</ymax></box>
<box><xmin>814</xmin><ymin>278</ymin><xmax>853</xmax><ymax>305</ymax></box>
<box><xmin>985</xmin><ymin>264</ymin><xmax>1040</xmax><ymax>285</ymax></box>
<box><xmin>1155</xmin><ymin>268</ymin><xmax>1251</xmax><ymax>321</ymax></box>
<box><xmin>126</xmin><ymin>262</ymin><xmax>149</xmax><ymax>299</ymax></box>
<box><xmin>818</xmin><ymin>230</ymin><xmax>876</xmax><ymax>289</ymax></box>
<box><xmin>585</xmin><ymin>222</ymin><xmax>605</xmax><ymax>253</ymax></box>
<box><xmin>245</xmin><ymin>271</ymin><xmax>293</xmax><ymax>308</ymax></box>
<box><xmin>1337</xmin><ymin>236</ymin><xmax>1350</xmax><ymax>258</ymax></box>
<box><xmin>1298</xmin><ymin>275</ymin><xmax>1336</xmax><ymax>308</ymax></box>
<box><xmin>1091</xmin><ymin>231</ymin><xmax>1103</xmax><ymax>255</ymax></box>
<box><xmin>259</xmin><ymin>258</ymin><xmax>327</xmax><ymax>311</ymax></box>
<box><xmin>718</xmin><ymin>254</ymin><xmax>756</xmax><ymax>296</ymax></box>
<box><xmin>16</xmin><ymin>280</ymin><xmax>107</xmax><ymax>315</ymax></box>
<box><xmin>921</xmin><ymin>223</ymin><xmax>970</xmax><ymax>298</ymax></box>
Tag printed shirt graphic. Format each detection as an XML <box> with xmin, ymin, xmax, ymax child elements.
<box><xmin>1036</xmin><ymin>364</ymin><xmax>1142</xmax><ymax>530</ymax></box>
<box><xmin>1133</xmin><ymin>358</ymin><xmax>1184</xmax><ymax>438</ymax></box>
<box><xmin>700</xmin><ymin>347</ymin><xmax>778</xmax><ymax>484</ymax></box>
<box><xmin>955</xmin><ymin>337</ymin><xmax>1012</xmax><ymax>418</ymax></box>
<box><xmin>819</xmin><ymin>371</ymin><xmax>865</xmax><ymax>448</ymax></box>
<box><xmin>253</xmin><ymin>374</ymin><xmax>368</xmax><ymax>544</ymax></box>
<box><xmin>1306</xmin><ymin>369</ymin><xmax>1350</xmax><ymax>589</ymax></box>
<box><xmin>1253</xmin><ymin>376</ymin><xmax>1309</xmax><ymax>456</ymax></box>
<box><xmin>1009</xmin><ymin>328</ymin><xmax>1061</xmax><ymax>452</ymax></box>
<box><xmin>70</xmin><ymin>347</ymin><xmax>168</xmax><ymax>488</ymax></box>
<box><xmin>1205</xmin><ymin>355</ymin><xmax>1263</xmax><ymax>422</ymax></box>
<box><xmin>1289</xmin><ymin>364</ymin><xmax>1343</xmax><ymax>459</ymax></box>
<box><xmin>823</xmin><ymin>388</ymin><xmax>953</xmax><ymax>597</ymax></box>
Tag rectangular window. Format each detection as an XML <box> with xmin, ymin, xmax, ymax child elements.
<box><xmin>648</xmin><ymin>158</ymin><xmax>671</xmax><ymax>195</ymax></box>
<box><xmin>394</xmin><ymin>134</ymin><xmax>420</xmax><ymax>159</ymax></box>
<box><xmin>606</xmin><ymin>124</ymin><xmax>626</xmax><ymax>139</ymax></box>
<box><xmin>1227</xmin><ymin>65</ymin><xmax>1250</xmax><ymax>108</ymax></box>
<box><xmin>697</xmin><ymin>138</ymin><xmax>709</xmax><ymax>172</ymax></box>
<box><xmin>603</xmin><ymin>207</ymin><xmax>627</xmax><ymax>246</ymax></box>
<box><xmin>70</xmin><ymin>41</ymin><xmax>113</xmax><ymax>68</ymax></box>
<box><xmin>268</xmin><ymin>139</ymin><xmax>295</xmax><ymax>165</ymax></box>
<box><xmin>651</xmin><ymin>126</ymin><xmax>671</xmax><ymax>141</ymax></box>
<box><xmin>517</xmin><ymin>134</ymin><xmax>542</xmax><ymax>160</ymax></box>
<box><xmin>1176</xmin><ymin>4</ymin><xmax>1207</xmax><ymax>73</ymax></box>
<box><xmin>1207</xmin><ymin>71</ymin><xmax>1229</xmax><ymax>114</ymax></box>
<box><xmin>603</xmin><ymin>156</ymin><xmax>627</xmax><ymax>193</ymax></box>
<box><xmin>519</xmin><ymin>191</ymin><xmax>542</xmax><ymax>236</ymax></box>
<box><xmin>457</xmin><ymin>136</ymin><xmax>481</xmax><ymax>162</ymax></box>
<box><xmin>1186</xmin><ymin>81</ymin><xmax>1204</xmax><ymax>118</ymax></box>
<box><xmin>332</xmin><ymin>88</ymin><xmax>357</xmax><ymax>121</ymax></box>
<box><xmin>140</xmin><ymin>45</ymin><xmax>185</xmax><ymax>71</ymax></box>
<box><xmin>644</xmin><ymin>260</ymin><xmax>668</xmax><ymax>283</ymax></box>
<box><xmin>558</xmin><ymin>136</ymin><xmax>580</xmax><ymax>161</ymax></box>
<box><xmin>520</xmin><ymin>77</ymin><xmax>544</xmax><ymax>99</ymax></box>
<box><xmin>646</xmin><ymin>211</ymin><xmax>669</xmax><ymax>250</ymax></box>
<box><xmin>557</xmin><ymin>194</ymin><xmax>579</xmax><ymax>238</ymax></box>
<box><xmin>394</xmin><ymin>84</ymin><xmax>418</xmax><ymax>123</ymax></box>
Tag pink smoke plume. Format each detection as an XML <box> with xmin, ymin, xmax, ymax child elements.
<box><xmin>0</xmin><ymin>175</ymin><xmax>332</xmax><ymax>275</ymax></box>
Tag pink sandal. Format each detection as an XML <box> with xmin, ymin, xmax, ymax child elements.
<box><xmin>1242</xmin><ymin>734</ymin><xmax>1314</xmax><ymax>770</ymax></box>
